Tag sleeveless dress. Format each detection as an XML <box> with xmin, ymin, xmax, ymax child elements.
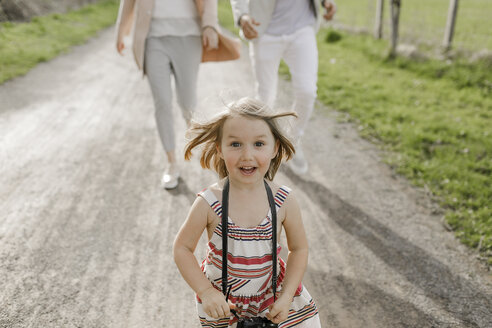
<box><xmin>197</xmin><ymin>186</ymin><xmax>321</xmax><ymax>328</ymax></box>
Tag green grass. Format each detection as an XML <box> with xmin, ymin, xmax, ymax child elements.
<box><xmin>0</xmin><ymin>0</ymin><xmax>119</xmax><ymax>84</ymax></box>
<box><xmin>218</xmin><ymin>1</ymin><xmax>492</xmax><ymax>265</ymax></box>
<box><xmin>315</xmin><ymin>30</ymin><xmax>491</xmax><ymax>264</ymax></box>
<box><xmin>334</xmin><ymin>0</ymin><xmax>492</xmax><ymax>53</ymax></box>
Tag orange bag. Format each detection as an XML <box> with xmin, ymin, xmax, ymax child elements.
<box><xmin>202</xmin><ymin>32</ymin><xmax>241</xmax><ymax>62</ymax></box>
<box><xmin>195</xmin><ymin>0</ymin><xmax>241</xmax><ymax>62</ymax></box>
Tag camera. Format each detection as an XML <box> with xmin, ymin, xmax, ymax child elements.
<box><xmin>236</xmin><ymin>317</ymin><xmax>278</xmax><ymax>328</ymax></box>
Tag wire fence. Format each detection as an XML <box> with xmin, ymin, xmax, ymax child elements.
<box><xmin>332</xmin><ymin>0</ymin><xmax>492</xmax><ymax>56</ymax></box>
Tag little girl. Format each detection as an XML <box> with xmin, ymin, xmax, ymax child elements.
<box><xmin>173</xmin><ymin>97</ymin><xmax>321</xmax><ymax>327</ymax></box>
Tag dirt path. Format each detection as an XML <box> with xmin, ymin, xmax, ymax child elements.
<box><xmin>0</xmin><ymin>27</ymin><xmax>490</xmax><ymax>328</ymax></box>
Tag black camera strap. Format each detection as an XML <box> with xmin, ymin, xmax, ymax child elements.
<box><xmin>221</xmin><ymin>179</ymin><xmax>230</xmax><ymax>297</ymax></box>
<box><xmin>221</xmin><ymin>178</ymin><xmax>278</xmax><ymax>302</ymax></box>
<box><xmin>266</xmin><ymin>180</ymin><xmax>278</xmax><ymax>302</ymax></box>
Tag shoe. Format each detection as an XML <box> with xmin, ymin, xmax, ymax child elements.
<box><xmin>288</xmin><ymin>145</ymin><xmax>308</xmax><ymax>175</ymax></box>
<box><xmin>161</xmin><ymin>163</ymin><xmax>180</xmax><ymax>189</ymax></box>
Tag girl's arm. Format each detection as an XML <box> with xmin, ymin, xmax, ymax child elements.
<box><xmin>173</xmin><ymin>196</ymin><xmax>230</xmax><ymax>319</ymax></box>
<box><xmin>267</xmin><ymin>192</ymin><xmax>309</xmax><ymax>324</ymax></box>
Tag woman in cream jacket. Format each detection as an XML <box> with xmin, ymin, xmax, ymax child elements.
<box><xmin>116</xmin><ymin>0</ymin><xmax>219</xmax><ymax>189</ymax></box>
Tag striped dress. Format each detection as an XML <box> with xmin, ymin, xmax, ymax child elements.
<box><xmin>197</xmin><ymin>186</ymin><xmax>321</xmax><ymax>328</ymax></box>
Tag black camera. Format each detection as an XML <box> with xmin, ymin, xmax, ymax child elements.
<box><xmin>236</xmin><ymin>317</ymin><xmax>278</xmax><ymax>328</ymax></box>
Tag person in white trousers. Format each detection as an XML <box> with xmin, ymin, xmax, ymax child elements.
<box><xmin>230</xmin><ymin>0</ymin><xmax>336</xmax><ymax>175</ymax></box>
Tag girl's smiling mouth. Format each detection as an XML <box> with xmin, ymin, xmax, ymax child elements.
<box><xmin>240</xmin><ymin>166</ymin><xmax>257</xmax><ymax>175</ymax></box>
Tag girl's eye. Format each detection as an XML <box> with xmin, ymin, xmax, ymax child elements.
<box><xmin>231</xmin><ymin>142</ymin><xmax>241</xmax><ymax>147</ymax></box>
<box><xmin>255</xmin><ymin>141</ymin><xmax>264</xmax><ymax>147</ymax></box>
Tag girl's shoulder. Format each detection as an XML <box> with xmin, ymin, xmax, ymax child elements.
<box><xmin>198</xmin><ymin>180</ymin><xmax>231</xmax><ymax>209</ymax></box>
<box><xmin>267</xmin><ymin>181</ymin><xmax>293</xmax><ymax>198</ymax></box>
<box><xmin>194</xmin><ymin>183</ymin><xmax>222</xmax><ymax>224</ymax></box>
<box><xmin>200</xmin><ymin>181</ymin><xmax>223</xmax><ymax>202</ymax></box>
<box><xmin>198</xmin><ymin>181</ymin><xmax>219</xmax><ymax>193</ymax></box>
<box><xmin>207</xmin><ymin>181</ymin><xmax>223</xmax><ymax>193</ymax></box>
<box><xmin>266</xmin><ymin>181</ymin><xmax>297</xmax><ymax>217</ymax></box>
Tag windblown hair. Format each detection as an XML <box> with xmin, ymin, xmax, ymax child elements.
<box><xmin>184</xmin><ymin>97</ymin><xmax>297</xmax><ymax>180</ymax></box>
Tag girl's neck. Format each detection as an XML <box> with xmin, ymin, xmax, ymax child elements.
<box><xmin>224</xmin><ymin>177</ymin><xmax>271</xmax><ymax>227</ymax></box>
<box><xmin>227</xmin><ymin>177</ymin><xmax>266</xmax><ymax>193</ymax></box>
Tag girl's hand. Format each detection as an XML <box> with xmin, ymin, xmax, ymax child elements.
<box><xmin>199</xmin><ymin>287</ymin><xmax>231</xmax><ymax>319</ymax></box>
<box><xmin>202</xmin><ymin>26</ymin><xmax>219</xmax><ymax>51</ymax></box>
<box><xmin>265</xmin><ymin>294</ymin><xmax>291</xmax><ymax>324</ymax></box>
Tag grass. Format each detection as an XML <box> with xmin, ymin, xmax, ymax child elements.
<box><xmin>333</xmin><ymin>0</ymin><xmax>492</xmax><ymax>53</ymax></box>
<box><xmin>315</xmin><ymin>30</ymin><xmax>491</xmax><ymax>263</ymax></box>
<box><xmin>218</xmin><ymin>0</ymin><xmax>492</xmax><ymax>265</ymax></box>
<box><xmin>0</xmin><ymin>0</ymin><xmax>119</xmax><ymax>84</ymax></box>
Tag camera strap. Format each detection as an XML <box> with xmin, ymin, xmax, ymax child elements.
<box><xmin>221</xmin><ymin>178</ymin><xmax>278</xmax><ymax>302</ymax></box>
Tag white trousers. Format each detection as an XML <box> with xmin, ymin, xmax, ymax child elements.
<box><xmin>250</xmin><ymin>25</ymin><xmax>318</xmax><ymax>139</ymax></box>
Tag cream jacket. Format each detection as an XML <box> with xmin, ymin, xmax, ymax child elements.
<box><xmin>230</xmin><ymin>0</ymin><xmax>330</xmax><ymax>39</ymax></box>
<box><xmin>116</xmin><ymin>0</ymin><xmax>218</xmax><ymax>71</ymax></box>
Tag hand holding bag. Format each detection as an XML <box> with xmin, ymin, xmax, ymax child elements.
<box><xmin>202</xmin><ymin>31</ymin><xmax>241</xmax><ymax>62</ymax></box>
<box><xmin>195</xmin><ymin>0</ymin><xmax>241</xmax><ymax>62</ymax></box>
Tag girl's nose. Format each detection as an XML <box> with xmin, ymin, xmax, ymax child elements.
<box><xmin>241</xmin><ymin>145</ymin><xmax>253</xmax><ymax>159</ymax></box>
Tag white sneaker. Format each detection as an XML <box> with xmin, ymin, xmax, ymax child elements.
<box><xmin>161</xmin><ymin>163</ymin><xmax>180</xmax><ymax>189</ymax></box>
<box><xmin>288</xmin><ymin>145</ymin><xmax>308</xmax><ymax>175</ymax></box>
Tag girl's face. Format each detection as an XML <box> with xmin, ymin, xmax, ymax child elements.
<box><xmin>218</xmin><ymin>115</ymin><xmax>278</xmax><ymax>185</ymax></box>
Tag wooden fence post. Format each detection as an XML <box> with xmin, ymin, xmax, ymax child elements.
<box><xmin>443</xmin><ymin>0</ymin><xmax>459</xmax><ymax>52</ymax></box>
<box><xmin>389</xmin><ymin>0</ymin><xmax>401</xmax><ymax>57</ymax></box>
<box><xmin>374</xmin><ymin>0</ymin><xmax>384</xmax><ymax>39</ymax></box>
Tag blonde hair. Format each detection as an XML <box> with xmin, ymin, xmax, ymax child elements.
<box><xmin>184</xmin><ymin>97</ymin><xmax>297</xmax><ymax>180</ymax></box>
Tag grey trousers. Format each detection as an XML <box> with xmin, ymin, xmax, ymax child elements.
<box><xmin>144</xmin><ymin>35</ymin><xmax>202</xmax><ymax>152</ymax></box>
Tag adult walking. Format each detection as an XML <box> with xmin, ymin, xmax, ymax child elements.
<box><xmin>116</xmin><ymin>0</ymin><xmax>219</xmax><ymax>189</ymax></box>
<box><xmin>230</xmin><ymin>0</ymin><xmax>336</xmax><ymax>175</ymax></box>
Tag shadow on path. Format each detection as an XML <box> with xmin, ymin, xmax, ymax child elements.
<box><xmin>165</xmin><ymin>177</ymin><xmax>198</xmax><ymax>205</ymax></box>
<box><xmin>307</xmin><ymin>270</ymin><xmax>442</xmax><ymax>327</ymax></box>
<box><xmin>282</xmin><ymin>166</ymin><xmax>491</xmax><ymax>327</ymax></box>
